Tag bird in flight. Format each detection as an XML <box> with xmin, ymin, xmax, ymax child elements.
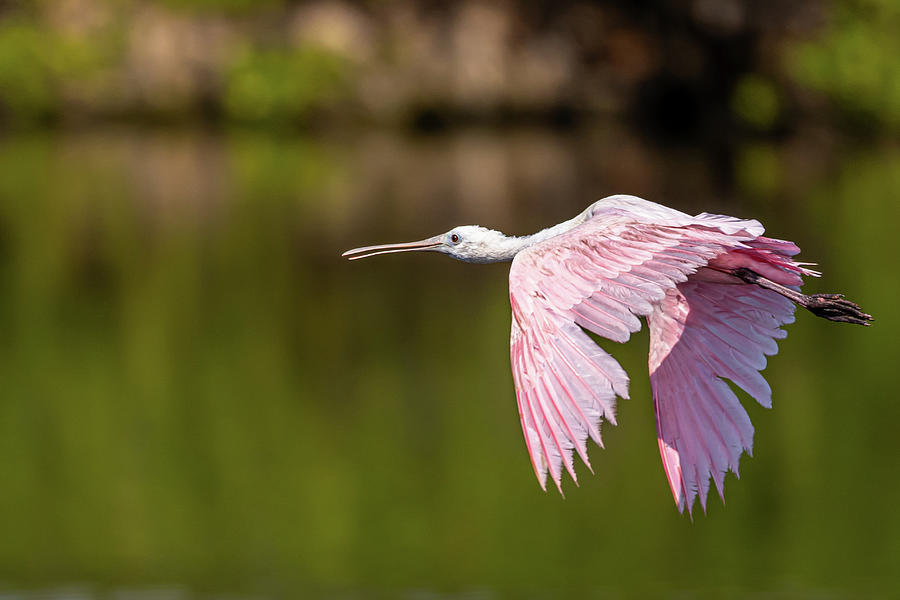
<box><xmin>343</xmin><ymin>195</ymin><xmax>872</xmax><ymax>514</ymax></box>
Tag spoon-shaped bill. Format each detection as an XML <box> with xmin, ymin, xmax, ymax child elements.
<box><xmin>342</xmin><ymin>235</ymin><xmax>445</xmax><ymax>260</ymax></box>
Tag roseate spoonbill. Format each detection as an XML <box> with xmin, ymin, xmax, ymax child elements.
<box><xmin>342</xmin><ymin>195</ymin><xmax>872</xmax><ymax>514</ymax></box>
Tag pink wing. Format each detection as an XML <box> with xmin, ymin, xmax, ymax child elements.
<box><xmin>649</xmin><ymin>238</ymin><xmax>816</xmax><ymax>514</ymax></box>
<box><xmin>508</xmin><ymin>203</ymin><xmax>765</xmax><ymax>493</ymax></box>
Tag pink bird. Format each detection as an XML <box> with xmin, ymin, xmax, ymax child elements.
<box><xmin>343</xmin><ymin>195</ymin><xmax>872</xmax><ymax>514</ymax></box>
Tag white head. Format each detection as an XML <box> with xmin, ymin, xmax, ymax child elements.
<box><xmin>343</xmin><ymin>225</ymin><xmax>520</xmax><ymax>264</ymax></box>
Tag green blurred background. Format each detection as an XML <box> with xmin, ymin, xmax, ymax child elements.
<box><xmin>0</xmin><ymin>0</ymin><xmax>898</xmax><ymax>598</ymax></box>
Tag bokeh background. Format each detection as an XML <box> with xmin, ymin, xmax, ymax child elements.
<box><xmin>0</xmin><ymin>0</ymin><xmax>898</xmax><ymax>598</ymax></box>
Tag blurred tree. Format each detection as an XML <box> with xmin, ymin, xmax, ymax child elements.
<box><xmin>223</xmin><ymin>45</ymin><xmax>351</xmax><ymax>125</ymax></box>
<box><xmin>0</xmin><ymin>0</ymin><xmax>894</xmax><ymax>137</ymax></box>
<box><xmin>789</xmin><ymin>0</ymin><xmax>900</xmax><ymax>131</ymax></box>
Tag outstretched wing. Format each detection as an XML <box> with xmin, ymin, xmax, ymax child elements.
<box><xmin>648</xmin><ymin>239</ymin><xmax>814</xmax><ymax>514</ymax></box>
<box><xmin>508</xmin><ymin>205</ymin><xmax>762</xmax><ymax>492</ymax></box>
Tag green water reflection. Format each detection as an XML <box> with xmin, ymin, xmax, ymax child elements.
<box><xmin>0</xmin><ymin>129</ymin><xmax>896</xmax><ymax>597</ymax></box>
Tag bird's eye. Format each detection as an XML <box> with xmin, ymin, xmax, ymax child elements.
<box><xmin>450</xmin><ymin>233</ymin><xmax>460</xmax><ymax>243</ymax></box>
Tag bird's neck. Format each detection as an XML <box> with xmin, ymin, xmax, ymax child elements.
<box><xmin>471</xmin><ymin>235</ymin><xmax>532</xmax><ymax>263</ymax></box>
<box><xmin>526</xmin><ymin>212</ymin><xmax>589</xmax><ymax>246</ymax></box>
<box><xmin>482</xmin><ymin>212</ymin><xmax>590</xmax><ymax>263</ymax></box>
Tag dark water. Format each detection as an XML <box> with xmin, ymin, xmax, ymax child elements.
<box><xmin>0</xmin><ymin>128</ymin><xmax>897</xmax><ymax>598</ymax></box>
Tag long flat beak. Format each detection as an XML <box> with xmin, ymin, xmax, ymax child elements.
<box><xmin>342</xmin><ymin>235</ymin><xmax>444</xmax><ymax>260</ymax></box>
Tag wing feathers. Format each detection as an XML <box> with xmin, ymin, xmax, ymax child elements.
<box><xmin>543</xmin><ymin>339</ymin><xmax>608</xmax><ymax>438</ymax></box>
<box><xmin>649</xmin><ymin>278</ymin><xmax>798</xmax><ymax>513</ymax></box>
<box><xmin>508</xmin><ymin>209</ymin><xmax>759</xmax><ymax>491</ymax></box>
<box><xmin>507</xmin><ymin>199</ymin><xmax>809</xmax><ymax>507</ymax></box>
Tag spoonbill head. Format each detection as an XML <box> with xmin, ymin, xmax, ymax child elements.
<box><xmin>343</xmin><ymin>225</ymin><xmax>522</xmax><ymax>263</ymax></box>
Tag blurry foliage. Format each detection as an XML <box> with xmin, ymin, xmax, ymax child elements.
<box><xmin>732</xmin><ymin>74</ymin><xmax>781</xmax><ymax>130</ymax></box>
<box><xmin>788</xmin><ymin>0</ymin><xmax>900</xmax><ymax>130</ymax></box>
<box><xmin>159</xmin><ymin>0</ymin><xmax>283</xmax><ymax>14</ymax></box>
<box><xmin>0</xmin><ymin>0</ymin><xmax>896</xmax><ymax>133</ymax></box>
<box><xmin>0</xmin><ymin>23</ymin><xmax>55</xmax><ymax>120</ymax></box>
<box><xmin>735</xmin><ymin>143</ymin><xmax>781</xmax><ymax>197</ymax></box>
<box><xmin>0</xmin><ymin>21</ymin><xmax>113</xmax><ymax>123</ymax></box>
<box><xmin>0</xmin><ymin>2</ymin><xmax>354</xmax><ymax>126</ymax></box>
<box><xmin>223</xmin><ymin>45</ymin><xmax>351</xmax><ymax>124</ymax></box>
